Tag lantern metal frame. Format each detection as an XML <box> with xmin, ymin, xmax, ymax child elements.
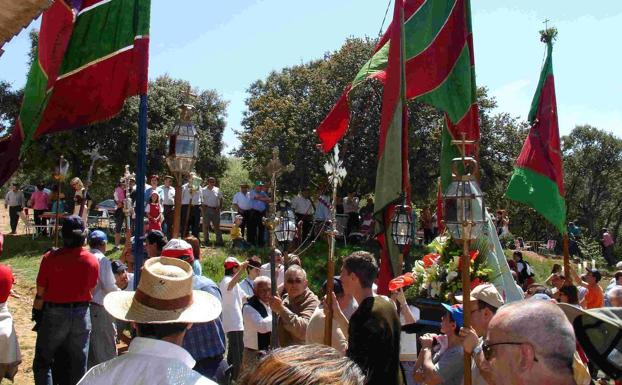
<box><xmin>390</xmin><ymin>197</ymin><xmax>414</xmax><ymax>251</ymax></box>
<box><xmin>166</xmin><ymin>104</ymin><xmax>199</xmax><ymax>175</ymax></box>
<box><xmin>442</xmin><ymin>156</ymin><xmax>486</xmax><ymax>242</ymax></box>
<box><xmin>274</xmin><ymin>200</ymin><xmax>296</xmax><ymax>246</ymax></box>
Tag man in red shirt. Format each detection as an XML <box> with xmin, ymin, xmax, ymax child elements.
<box><xmin>32</xmin><ymin>216</ymin><xmax>99</xmax><ymax>385</ymax></box>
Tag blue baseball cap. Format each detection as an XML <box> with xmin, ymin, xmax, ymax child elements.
<box><xmin>89</xmin><ymin>230</ymin><xmax>108</xmax><ymax>243</ymax></box>
<box><xmin>441</xmin><ymin>303</ymin><xmax>464</xmax><ymax>328</ymax></box>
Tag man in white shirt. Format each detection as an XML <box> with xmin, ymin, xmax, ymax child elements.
<box><xmin>291</xmin><ymin>188</ymin><xmax>315</xmax><ymax>242</ymax></box>
<box><xmin>181</xmin><ymin>182</ymin><xmax>202</xmax><ymax>239</ymax></box>
<box><xmin>160</xmin><ymin>176</ymin><xmax>176</xmax><ymax>238</ymax></box>
<box><xmin>87</xmin><ymin>230</ymin><xmax>118</xmax><ymax>368</ymax></box>
<box><xmin>201</xmin><ymin>177</ymin><xmax>224</xmax><ymax>247</ymax></box>
<box><xmin>4</xmin><ymin>183</ymin><xmax>24</xmax><ymax>235</ymax></box>
<box><xmin>241</xmin><ymin>276</ymin><xmax>272</xmax><ymax>372</ymax></box>
<box><xmin>218</xmin><ymin>257</ymin><xmax>245</xmax><ymax>380</ymax></box>
<box><xmin>78</xmin><ymin>257</ymin><xmax>221</xmax><ymax>385</ymax></box>
<box><xmin>232</xmin><ymin>183</ymin><xmax>251</xmax><ymax>238</ymax></box>
<box><xmin>260</xmin><ymin>249</ymin><xmax>285</xmax><ymax>289</ymax></box>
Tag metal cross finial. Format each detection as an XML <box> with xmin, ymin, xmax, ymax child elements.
<box><xmin>543</xmin><ymin>18</ymin><xmax>550</xmax><ymax>29</ymax></box>
<box><xmin>179</xmin><ymin>85</ymin><xmax>198</xmax><ymax>123</ymax></box>
<box><xmin>265</xmin><ymin>147</ymin><xmax>293</xmax><ymax>184</ymax></box>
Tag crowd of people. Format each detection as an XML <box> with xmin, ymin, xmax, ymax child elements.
<box><xmin>1</xmin><ymin>212</ymin><xmax>620</xmax><ymax>385</ymax></box>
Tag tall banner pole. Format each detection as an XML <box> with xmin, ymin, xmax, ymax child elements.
<box><xmin>134</xmin><ymin>94</ymin><xmax>148</xmax><ymax>288</ymax></box>
<box><xmin>323</xmin><ymin>145</ymin><xmax>346</xmax><ymax>346</ymax></box>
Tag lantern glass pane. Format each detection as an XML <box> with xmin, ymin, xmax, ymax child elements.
<box><xmin>176</xmin><ymin>136</ymin><xmax>196</xmax><ymax>157</ymax></box>
<box><xmin>445</xmin><ymin>198</ymin><xmax>458</xmax><ymax>223</ymax></box>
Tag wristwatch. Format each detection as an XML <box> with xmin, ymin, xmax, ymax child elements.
<box><xmin>471</xmin><ymin>344</ymin><xmax>483</xmax><ymax>357</ymax></box>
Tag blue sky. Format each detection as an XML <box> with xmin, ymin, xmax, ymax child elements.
<box><xmin>1</xmin><ymin>0</ymin><xmax>620</xmax><ymax>153</ymax></box>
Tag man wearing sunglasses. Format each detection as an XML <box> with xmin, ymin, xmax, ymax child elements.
<box><xmin>484</xmin><ymin>300</ymin><xmax>576</xmax><ymax>385</ymax></box>
<box><xmin>458</xmin><ymin>283</ymin><xmax>504</xmax><ymax>385</ymax></box>
<box><xmin>269</xmin><ymin>265</ymin><xmax>319</xmax><ymax>347</ymax></box>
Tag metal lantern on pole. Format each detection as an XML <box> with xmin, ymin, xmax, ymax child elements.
<box><xmin>166</xmin><ymin>94</ymin><xmax>199</xmax><ymax>238</ymax></box>
<box><xmin>442</xmin><ymin>137</ymin><xmax>485</xmax><ymax>385</ymax></box>
<box><xmin>390</xmin><ymin>198</ymin><xmax>413</xmax><ymax>252</ymax></box>
<box><xmin>274</xmin><ymin>201</ymin><xmax>296</xmax><ymax>252</ymax></box>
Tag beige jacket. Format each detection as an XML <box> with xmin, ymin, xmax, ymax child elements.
<box><xmin>277</xmin><ymin>288</ymin><xmax>319</xmax><ymax>346</ymax></box>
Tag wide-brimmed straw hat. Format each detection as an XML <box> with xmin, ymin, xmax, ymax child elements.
<box><xmin>104</xmin><ymin>257</ymin><xmax>221</xmax><ymax>324</ymax></box>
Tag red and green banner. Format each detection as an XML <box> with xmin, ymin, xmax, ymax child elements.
<box><xmin>0</xmin><ymin>0</ymin><xmax>150</xmax><ymax>185</ymax></box>
<box><xmin>374</xmin><ymin>0</ymin><xmax>410</xmax><ymax>293</ymax></box>
<box><xmin>505</xmin><ymin>32</ymin><xmax>566</xmax><ymax>234</ymax></box>
<box><xmin>316</xmin><ymin>0</ymin><xmax>479</xmax><ymax>289</ymax></box>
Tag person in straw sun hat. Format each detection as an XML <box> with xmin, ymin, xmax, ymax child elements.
<box><xmin>77</xmin><ymin>257</ymin><xmax>221</xmax><ymax>385</ymax></box>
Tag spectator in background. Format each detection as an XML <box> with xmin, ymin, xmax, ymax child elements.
<box><xmin>608</xmin><ymin>286</ymin><xmax>622</xmax><ymax>307</ymax></box>
<box><xmin>160</xmin><ymin>175</ymin><xmax>175</xmax><ymax>238</ymax></box>
<box><xmin>261</xmin><ymin>249</ymin><xmax>285</xmax><ymax>289</ymax></box>
<box><xmin>241</xmin><ymin>276</ymin><xmax>272</xmax><ymax>372</ymax></box>
<box><xmin>231</xmin><ymin>215</ymin><xmax>251</xmax><ymax>250</ymax></box>
<box><xmin>184</xmin><ymin>236</ymin><xmax>203</xmax><ymax>276</ymax></box>
<box><xmin>87</xmin><ymin>230</ymin><xmax>118</xmax><ymax>368</ymax></box>
<box><xmin>113</xmin><ymin>180</ymin><xmax>127</xmax><ymax>250</ymax></box>
<box><xmin>421</xmin><ymin>207</ymin><xmax>433</xmax><ymax>244</ymax></box>
<box><xmin>343</xmin><ymin>191</ymin><xmax>359</xmax><ymax>237</ymax></box>
<box><xmin>291</xmin><ymin>187</ymin><xmax>314</xmax><ymax>243</ymax></box>
<box><xmin>248</xmin><ymin>181</ymin><xmax>269</xmax><ymax>247</ymax></box>
<box><xmin>601</xmin><ymin>228</ymin><xmax>616</xmax><ymax>266</ymax></box>
<box><xmin>558</xmin><ymin>285</ymin><xmax>581</xmax><ymax>307</ymax></box>
<box><xmin>232</xmin><ymin>183</ymin><xmax>251</xmax><ymax>238</ymax></box>
<box><xmin>145</xmin><ymin>191</ymin><xmax>164</xmax><ymax>232</ymax></box>
<box><xmin>240</xmin><ymin>257</ymin><xmax>262</xmax><ymax>302</ymax></box>
<box><xmin>485</xmin><ymin>300</ymin><xmax>576</xmax><ymax>385</ymax></box>
<box><xmin>219</xmin><ymin>257</ymin><xmax>246</xmax><ymax>380</ymax></box>
<box><xmin>389</xmin><ymin>288</ymin><xmax>419</xmax><ymax>385</ymax></box>
<box><xmin>32</xmin><ymin>216</ymin><xmax>99</xmax><ymax>385</ymax></box>
<box><xmin>238</xmin><ymin>344</ymin><xmax>365</xmax><ymax>385</ymax></box>
<box><xmin>0</xmin><ymin>261</ymin><xmax>21</xmax><ymax>382</ymax></box>
<box><xmin>145</xmin><ymin>230</ymin><xmax>167</xmax><ymax>259</ymax></box>
<box><xmin>271</xmin><ymin>265</ymin><xmax>319</xmax><ymax>347</ymax></box>
<box><xmin>306</xmin><ymin>277</ymin><xmax>357</xmax><ymax>355</ymax></box>
<box><xmin>414</xmin><ymin>304</ymin><xmax>464</xmax><ymax>385</ymax></box>
<box><xmin>513</xmin><ymin>251</ymin><xmax>536</xmax><ymax>290</ymax></box>
<box><xmin>143</xmin><ymin>174</ymin><xmax>162</xmax><ymax>204</ymax></box>
<box><xmin>201</xmin><ymin>177</ymin><xmax>224</xmax><ymax>247</ymax></box>
<box><xmin>4</xmin><ymin>183</ymin><xmax>24</xmax><ymax>235</ymax></box>
<box><xmin>570</xmin><ymin>266</ymin><xmax>604</xmax><ymax>309</ymax></box>
<box><xmin>604</xmin><ymin>271</ymin><xmax>622</xmax><ymax>306</ymax></box>
<box><xmin>314</xmin><ymin>186</ymin><xmax>332</xmax><ymax>237</ymax></box>
<box><xmin>181</xmin><ymin>179</ymin><xmax>202</xmax><ymax>239</ymax></box>
<box><xmin>29</xmin><ymin>183</ymin><xmax>49</xmax><ymax>236</ymax></box>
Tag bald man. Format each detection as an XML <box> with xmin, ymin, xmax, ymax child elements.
<box><xmin>485</xmin><ymin>300</ymin><xmax>576</xmax><ymax>385</ymax></box>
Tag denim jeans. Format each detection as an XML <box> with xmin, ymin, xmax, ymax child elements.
<box><xmin>33</xmin><ymin>304</ymin><xmax>91</xmax><ymax>385</ymax></box>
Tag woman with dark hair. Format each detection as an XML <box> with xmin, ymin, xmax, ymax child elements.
<box><xmin>559</xmin><ymin>285</ymin><xmax>580</xmax><ymax>306</ymax></box>
<box><xmin>513</xmin><ymin>251</ymin><xmax>535</xmax><ymax>290</ymax></box>
<box><xmin>239</xmin><ymin>344</ymin><xmax>365</xmax><ymax>385</ymax></box>
<box><xmin>184</xmin><ymin>236</ymin><xmax>202</xmax><ymax>276</ymax></box>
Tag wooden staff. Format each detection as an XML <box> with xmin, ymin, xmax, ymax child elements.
<box><xmin>462</xmin><ymin>225</ymin><xmax>472</xmax><ymax>385</ymax></box>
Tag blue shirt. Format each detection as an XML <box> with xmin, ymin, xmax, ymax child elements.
<box><xmin>183</xmin><ymin>275</ymin><xmax>226</xmax><ymax>359</ymax></box>
<box><xmin>249</xmin><ymin>190</ymin><xmax>268</xmax><ymax>212</ymax></box>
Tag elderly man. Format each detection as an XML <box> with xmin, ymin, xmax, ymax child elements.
<box><xmin>485</xmin><ymin>300</ymin><xmax>576</xmax><ymax>385</ymax></box>
<box><xmin>160</xmin><ymin>176</ymin><xmax>175</xmax><ymax>238</ymax></box>
<box><xmin>87</xmin><ymin>230</ymin><xmax>118</xmax><ymax>368</ymax></box>
<box><xmin>232</xmin><ymin>183</ymin><xmax>251</xmax><ymax>238</ymax></box>
<box><xmin>458</xmin><ymin>283</ymin><xmax>505</xmax><ymax>385</ymax></box>
<box><xmin>241</xmin><ymin>276</ymin><xmax>272</xmax><ymax>371</ymax></box>
<box><xmin>608</xmin><ymin>286</ymin><xmax>622</xmax><ymax>307</ymax></box>
<box><xmin>77</xmin><ymin>257</ymin><xmax>220</xmax><ymax>385</ymax></box>
<box><xmin>291</xmin><ymin>188</ymin><xmax>314</xmax><ymax>242</ymax></box>
<box><xmin>269</xmin><ymin>265</ymin><xmax>319</xmax><ymax>347</ymax></box>
<box><xmin>248</xmin><ymin>181</ymin><xmax>270</xmax><ymax>247</ymax></box>
<box><xmin>261</xmin><ymin>249</ymin><xmax>285</xmax><ymax>289</ymax></box>
<box><xmin>4</xmin><ymin>183</ymin><xmax>24</xmax><ymax>235</ymax></box>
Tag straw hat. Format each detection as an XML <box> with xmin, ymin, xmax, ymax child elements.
<box><xmin>104</xmin><ymin>257</ymin><xmax>221</xmax><ymax>324</ymax></box>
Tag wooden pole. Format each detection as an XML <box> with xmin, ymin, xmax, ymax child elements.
<box><xmin>562</xmin><ymin>233</ymin><xmax>570</xmax><ymax>281</ymax></box>
<box><xmin>324</xmin><ymin>179</ymin><xmax>339</xmax><ymax>346</ymax></box>
<box><xmin>172</xmin><ymin>174</ymin><xmax>182</xmax><ymax>238</ymax></box>
<box><xmin>53</xmin><ymin>156</ymin><xmax>64</xmax><ymax>248</ymax></box>
<box><xmin>462</xmin><ymin>232</ymin><xmax>472</xmax><ymax>385</ymax></box>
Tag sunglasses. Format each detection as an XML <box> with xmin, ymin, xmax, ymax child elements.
<box><xmin>482</xmin><ymin>341</ymin><xmax>539</xmax><ymax>362</ymax></box>
<box><xmin>286</xmin><ymin>278</ymin><xmax>304</xmax><ymax>284</ymax></box>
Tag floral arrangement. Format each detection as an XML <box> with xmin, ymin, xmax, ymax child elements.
<box><xmin>404</xmin><ymin>235</ymin><xmax>493</xmax><ymax>302</ymax></box>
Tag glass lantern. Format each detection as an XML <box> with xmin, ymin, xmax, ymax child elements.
<box><xmin>275</xmin><ymin>201</ymin><xmax>297</xmax><ymax>244</ymax></box>
<box><xmin>166</xmin><ymin>104</ymin><xmax>199</xmax><ymax>174</ymax></box>
<box><xmin>443</xmin><ymin>157</ymin><xmax>486</xmax><ymax>241</ymax></box>
<box><xmin>390</xmin><ymin>201</ymin><xmax>413</xmax><ymax>250</ymax></box>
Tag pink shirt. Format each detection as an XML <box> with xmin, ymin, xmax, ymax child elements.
<box><xmin>603</xmin><ymin>233</ymin><xmax>614</xmax><ymax>247</ymax></box>
<box><xmin>30</xmin><ymin>190</ymin><xmax>49</xmax><ymax>210</ymax></box>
